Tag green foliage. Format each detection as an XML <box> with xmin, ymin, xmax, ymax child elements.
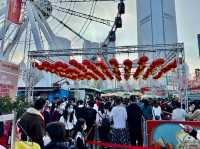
<box><xmin>0</xmin><ymin>96</ymin><xmax>31</xmax><ymax>119</ymax></box>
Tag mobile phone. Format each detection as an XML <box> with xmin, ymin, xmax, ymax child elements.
<box><xmin>179</xmin><ymin>124</ymin><xmax>185</xmax><ymax>129</ymax></box>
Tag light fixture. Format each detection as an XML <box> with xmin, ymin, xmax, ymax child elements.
<box><xmin>115</xmin><ymin>16</ymin><xmax>122</xmax><ymax>28</ymax></box>
<box><xmin>118</xmin><ymin>1</ymin><xmax>125</xmax><ymax>14</ymax></box>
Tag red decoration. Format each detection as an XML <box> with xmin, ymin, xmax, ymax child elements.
<box><xmin>109</xmin><ymin>58</ymin><xmax>121</xmax><ymax>81</ymax></box>
<box><xmin>133</xmin><ymin>56</ymin><xmax>149</xmax><ymax>80</ymax></box>
<box><xmin>138</xmin><ymin>55</ymin><xmax>148</xmax><ymax>65</ymax></box>
<box><xmin>83</xmin><ymin>60</ymin><xmax>105</xmax><ymax>80</ymax></box>
<box><xmin>143</xmin><ymin>58</ymin><xmax>165</xmax><ymax>80</ymax></box>
<box><xmin>153</xmin><ymin>59</ymin><xmax>177</xmax><ymax>80</ymax></box>
<box><xmin>123</xmin><ymin>59</ymin><xmax>132</xmax><ymax>80</ymax></box>
<box><xmin>96</xmin><ymin>61</ymin><xmax>114</xmax><ymax>80</ymax></box>
<box><xmin>69</xmin><ymin>59</ymin><xmax>87</xmax><ymax>72</ymax></box>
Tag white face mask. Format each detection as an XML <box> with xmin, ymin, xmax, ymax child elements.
<box><xmin>83</xmin><ymin>124</ymin><xmax>87</xmax><ymax>131</ymax></box>
<box><xmin>68</xmin><ymin>108</ymin><xmax>74</xmax><ymax>113</ymax></box>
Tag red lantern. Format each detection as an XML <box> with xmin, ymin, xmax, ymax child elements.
<box><xmin>123</xmin><ymin>59</ymin><xmax>132</xmax><ymax>80</ymax></box>
<box><xmin>96</xmin><ymin>60</ymin><xmax>114</xmax><ymax>80</ymax></box>
<box><xmin>138</xmin><ymin>55</ymin><xmax>148</xmax><ymax>65</ymax></box>
<box><xmin>109</xmin><ymin>58</ymin><xmax>118</xmax><ymax>66</ymax></box>
<box><xmin>83</xmin><ymin>59</ymin><xmax>106</xmax><ymax>80</ymax></box>
<box><xmin>143</xmin><ymin>58</ymin><xmax>165</xmax><ymax>80</ymax></box>
<box><xmin>32</xmin><ymin>62</ymin><xmax>39</xmax><ymax>68</ymax></box>
<box><xmin>54</xmin><ymin>61</ymin><xmax>64</xmax><ymax>71</ymax></box>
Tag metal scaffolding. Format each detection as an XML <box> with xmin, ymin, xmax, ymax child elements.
<box><xmin>26</xmin><ymin>43</ymin><xmax>188</xmax><ymax>110</ymax></box>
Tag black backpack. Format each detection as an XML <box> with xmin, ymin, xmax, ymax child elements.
<box><xmin>98</xmin><ymin>112</ymin><xmax>110</xmax><ymax>128</ymax></box>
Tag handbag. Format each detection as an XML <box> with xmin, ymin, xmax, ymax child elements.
<box><xmin>15</xmin><ymin>141</ymin><xmax>41</xmax><ymax>149</ymax></box>
<box><xmin>15</xmin><ymin>123</ymin><xmax>41</xmax><ymax>149</ymax></box>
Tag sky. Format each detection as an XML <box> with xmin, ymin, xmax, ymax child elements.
<box><xmin>70</xmin><ymin>0</ymin><xmax>200</xmax><ymax>76</ymax></box>
<box><xmin>175</xmin><ymin>0</ymin><xmax>200</xmax><ymax>75</ymax></box>
<box><xmin>1</xmin><ymin>0</ymin><xmax>200</xmax><ymax>76</ymax></box>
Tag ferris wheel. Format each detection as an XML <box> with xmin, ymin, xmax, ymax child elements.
<box><xmin>0</xmin><ymin>0</ymin><xmax>125</xmax><ymax>62</ymax></box>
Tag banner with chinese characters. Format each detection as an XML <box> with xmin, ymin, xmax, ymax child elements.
<box><xmin>0</xmin><ymin>60</ymin><xmax>19</xmax><ymax>99</ymax></box>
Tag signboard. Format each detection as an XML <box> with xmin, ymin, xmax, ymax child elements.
<box><xmin>195</xmin><ymin>69</ymin><xmax>200</xmax><ymax>80</ymax></box>
<box><xmin>0</xmin><ymin>60</ymin><xmax>19</xmax><ymax>99</ymax></box>
<box><xmin>7</xmin><ymin>0</ymin><xmax>22</xmax><ymax>24</ymax></box>
<box><xmin>146</xmin><ymin>120</ymin><xmax>200</xmax><ymax>148</ymax></box>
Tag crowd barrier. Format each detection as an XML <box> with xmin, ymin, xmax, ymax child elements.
<box><xmin>87</xmin><ymin>140</ymin><xmax>159</xmax><ymax>149</ymax></box>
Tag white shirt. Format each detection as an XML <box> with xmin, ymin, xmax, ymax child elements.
<box><xmin>172</xmin><ymin>108</ymin><xmax>186</xmax><ymax>121</ymax></box>
<box><xmin>59</xmin><ymin>113</ymin><xmax>77</xmax><ymax>130</ymax></box>
<box><xmin>93</xmin><ymin>104</ymin><xmax>98</xmax><ymax>112</ymax></box>
<box><xmin>110</xmin><ymin>105</ymin><xmax>127</xmax><ymax>129</ymax></box>
<box><xmin>152</xmin><ymin>106</ymin><xmax>162</xmax><ymax>120</ymax></box>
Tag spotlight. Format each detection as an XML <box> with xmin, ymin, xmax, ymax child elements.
<box><xmin>115</xmin><ymin>16</ymin><xmax>122</xmax><ymax>28</ymax></box>
<box><xmin>118</xmin><ymin>1</ymin><xmax>125</xmax><ymax>14</ymax></box>
<box><xmin>109</xmin><ymin>31</ymin><xmax>116</xmax><ymax>42</ymax></box>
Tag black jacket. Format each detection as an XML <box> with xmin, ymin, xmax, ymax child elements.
<box><xmin>45</xmin><ymin>142</ymin><xmax>75</xmax><ymax>149</ymax></box>
<box><xmin>127</xmin><ymin>103</ymin><xmax>143</xmax><ymax>128</ymax></box>
<box><xmin>75</xmin><ymin>106</ymin><xmax>87</xmax><ymax>120</ymax></box>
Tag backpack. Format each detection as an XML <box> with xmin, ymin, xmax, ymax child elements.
<box><xmin>98</xmin><ymin>112</ymin><xmax>110</xmax><ymax>128</ymax></box>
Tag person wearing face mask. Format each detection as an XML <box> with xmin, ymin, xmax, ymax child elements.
<box><xmin>51</xmin><ymin>101</ymin><xmax>64</xmax><ymax>122</ymax></box>
<box><xmin>18</xmin><ymin>98</ymin><xmax>46</xmax><ymax>149</ymax></box>
<box><xmin>59</xmin><ymin>103</ymin><xmax>77</xmax><ymax>139</ymax></box>
<box><xmin>73</xmin><ymin>119</ymin><xmax>87</xmax><ymax>149</ymax></box>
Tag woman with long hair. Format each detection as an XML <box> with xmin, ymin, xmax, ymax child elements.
<box><xmin>59</xmin><ymin>103</ymin><xmax>77</xmax><ymax>139</ymax></box>
<box><xmin>73</xmin><ymin>119</ymin><xmax>87</xmax><ymax>149</ymax></box>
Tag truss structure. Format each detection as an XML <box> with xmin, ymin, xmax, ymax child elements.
<box><xmin>27</xmin><ymin>43</ymin><xmax>188</xmax><ymax>110</ymax></box>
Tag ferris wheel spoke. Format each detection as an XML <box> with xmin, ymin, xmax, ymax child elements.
<box><xmin>52</xmin><ymin>5</ymin><xmax>113</xmax><ymax>26</ymax></box>
<box><xmin>0</xmin><ymin>6</ymin><xmax>6</xmax><ymax>18</ymax></box>
<box><xmin>26</xmin><ymin>1</ymin><xmax>43</xmax><ymax>50</ymax></box>
<box><xmin>51</xmin><ymin>15</ymin><xmax>86</xmax><ymax>40</ymax></box>
<box><xmin>3</xmin><ymin>21</ymin><xmax>28</xmax><ymax>59</ymax></box>
<box><xmin>34</xmin><ymin>1</ymin><xmax>86</xmax><ymax>40</ymax></box>
<box><xmin>31</xmin><ymin>4</ymin><xmax>55</xmax><ymax>49</ymax></box>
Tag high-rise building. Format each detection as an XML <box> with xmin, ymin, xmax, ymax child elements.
<box><xmin>137</xmin><ymin>0</ymin><xmax>177</xmax><ymax>46</ymax></box>
<box><xmin>136</xmin><ymin>0</ymin><xmax>178</xmax><ymax>90</ymax></box>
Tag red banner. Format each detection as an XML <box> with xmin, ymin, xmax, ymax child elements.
<box><xmin>0</xmin><ymin>60</ymin><xmax>19</xmax><ymax>99</ymax></box>
<box><xmin>7</xmin><ymin>0</ymin><xmax>22</xmax><ymax>24</ymax></box>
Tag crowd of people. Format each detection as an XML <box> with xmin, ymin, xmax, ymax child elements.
<box><xmin>1</xmin><ymin>95</ymin><xmax>200</xmax><ymax>149</ymax></box>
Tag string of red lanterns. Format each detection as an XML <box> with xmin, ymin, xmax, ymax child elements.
<box><xmin>123</xmin><ymin>59</ymin><xmax>132</xmax><ymax>80</ymax></box>
<box><xmin>82</xmin><ymin>60</ymin><xmax>106</xmax><ymax>80</ymax></box>
<box><xmin>133</xmin><ymin>55</ymin><xmax>148</xmax><ymax>80</ymax></box>
<box><xmin>143</xmin><ymin>58</ymin><xmax>165</xmax><ymax>80</ymax></box>
<box><xmin>32</xmin><ymin>57</ymin><xmax>178</xmax><ymax>81</ymax></box>
<box><xmin>109</xmin><ymin>58</ymin><xmax>122</xmax><ymax>81</ymax></box>
<box><xmin>96</xmin><ymin>60</ymin><xmax>114</xmax><ymax>80</ymax></box>
<box><xmin>153</xmin><ymin>59</ymin><xmax>177</xmax><ymax>80</ymax></box>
